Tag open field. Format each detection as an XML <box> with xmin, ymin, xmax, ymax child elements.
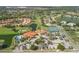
<box><xmin>0</xmin><ymin>27</ymin><xmax>18</xmax><ymax>49</ymax></box>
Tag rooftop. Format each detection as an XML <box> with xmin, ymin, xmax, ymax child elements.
<box><xmin>23</xmin><ymin>30</ymin><xmax>47</xmax><ymax>38</ymax></box>
<box><xmin>23</xmin><ymin>31</ymin><xmax>37</xmax><ymax>38</ymax></box>
<box><xmin>15</xmin><ymin>35</ymin><xmax>22</xmax><ymax>41</ymax></box>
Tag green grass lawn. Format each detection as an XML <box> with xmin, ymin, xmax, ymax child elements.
<box><xmin>0</xmin><ymin>27</ymin><xmax>18</xmax><ymax>49</ymax></box>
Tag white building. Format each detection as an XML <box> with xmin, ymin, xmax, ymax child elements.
<box><xmin>61</xmin><ymin>21</ymin><xmax>67</xmax><ymax>25</ymax></box>
<box><xmin>67</xmin><ymin>22</ymin><xmax>76</xmax><ymax>27</ymax></box>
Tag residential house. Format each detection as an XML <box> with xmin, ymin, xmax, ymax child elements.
<box><xmin>67</xmin><ymin>22</ymin><xmax>76</xmax><ymax>27</ymax></box>
<box><xmin>60</xmin><ymin>21</ymin><xmax>67</xmax><ymax>25</ymax></box>
<box><xmin>23</xmin><ymin>31</ymin><xmax>38</xmax><ymax>38</ymax></box>
<box><xmin>20</xmin><ymin>18</ymin><xmax>31</xmax><ymax>25</ymax></box>
<box><xmin>42</xmin><ymin>17</ymin><xmax>52</xmax><ymax>26</ymax></box>
<box><xmin>15</xmin><ymin>35</ymin><xmax>23</xmax><ymax>43</ymax></box>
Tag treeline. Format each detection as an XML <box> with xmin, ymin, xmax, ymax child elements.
<box><xmin>0</xmin><ymin>6</ymin><xmax>79</xmax><ymax>20</ymax></box>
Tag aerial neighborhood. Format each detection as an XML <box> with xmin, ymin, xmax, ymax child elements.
<box><xmin>0</xmin><ymin>6</ymin><xmax>79</xmax><ymax>52</ymax></box>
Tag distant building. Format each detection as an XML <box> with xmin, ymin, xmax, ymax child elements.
<box><xmin>15</xmin><ymin>35</ymin><xmax>23</xmax><ymax>42</ymax></box>
<box><xmin>20</xmin><ymin>18</ymin><xmax>31</xmax><ymax>25</ymax></box>
<box><xmin>0</xmin><ymin>18</ymin><xmax>32</xmax><ymax>27</ymax></box>
<box><xmin>60</xmin><ymin>21</ymin><xmax>67</xmax><ymax>25</ymax></box>
<box><xmin>0</xmin><ymin>19</ymin><xmax>15</xmax><ymax>27</ymax></box>
<box><xmin>67</xmin><ymin>22</ymin><xmax>76</xmax><ymax>27</ymax></box>
<box><xmin>41</xmin><ymin>17</ymin><xmax>52</xmax><ymax>26</ymax></box>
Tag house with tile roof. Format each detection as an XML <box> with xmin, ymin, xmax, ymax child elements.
<box><xmin>23</xmin><ymin>29</ymin><xmax>47</xmax><ymax>39</ymax></box>
<box><xmin>23</xmin><ymin>31</ymin><xmax>38</xmax><ymax>38</ymax></box>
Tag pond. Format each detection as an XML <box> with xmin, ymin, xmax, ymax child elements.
<box><xmin>48</xmin><ymin>26</ymin><xmax>59</xmax><ymax>32</ymax></box>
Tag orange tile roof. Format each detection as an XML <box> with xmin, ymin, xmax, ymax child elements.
<box><xmin>23</xmin><ymin>30</ymin><xmax>47</xmax><ymax>38</ymax></box>
<box><xmin>23</xmin><ymin>31</ymin><xmax>37</xmax><ymax>38</ymax></box>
